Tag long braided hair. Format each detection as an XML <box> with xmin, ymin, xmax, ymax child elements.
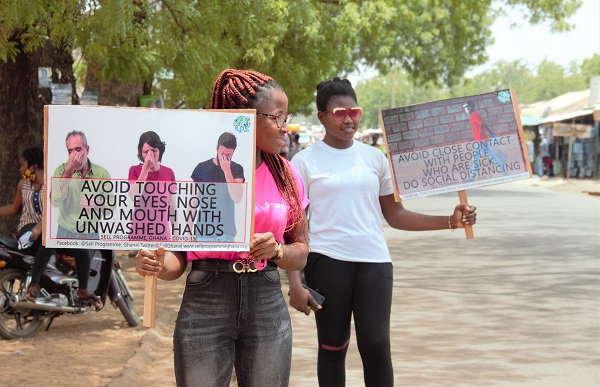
<box><xmin>211</xmin><ymin>69</ymin><xmax>304</xmax><ymax>233</ymax></box>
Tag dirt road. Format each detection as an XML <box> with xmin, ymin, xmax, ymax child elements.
<box><xmin>1</xmin><ymin>177</ymin><xmax>598</xmax><ymax>386</ymax></box>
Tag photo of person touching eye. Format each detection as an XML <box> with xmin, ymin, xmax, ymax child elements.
<box><xmin>190</xmin><ymin>132</ymin><xmax>245</xmax><ymax>242</ymax></box>
<box><xmin>128</xmin><ymin>131</ymin><xmax>176</xmax><ymax>241</ymax></box>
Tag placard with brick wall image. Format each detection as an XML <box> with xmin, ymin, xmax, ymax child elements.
<box><xmin>381</xmin><ymin>89</ymin><xmax>532</xmax><ymax>200</ymax></box>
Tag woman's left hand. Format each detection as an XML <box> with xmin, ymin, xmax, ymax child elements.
<box><xmin>249</xmin><ymin>232</ymin><xmax>278</xmax><ymax>261</ymax></box>
<box><xmin>451</xmin><ymin>204</ymin><xmax>477</xmax><ymax>229</ymax></box>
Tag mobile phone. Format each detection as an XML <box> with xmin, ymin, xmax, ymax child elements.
<box><xmin>303</xmin><ymin>284</ymin><xmax>325</xmax><ymax>307</ymax></box>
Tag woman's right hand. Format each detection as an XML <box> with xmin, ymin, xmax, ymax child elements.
<box><xmin>143</xmin><ymin>148</ymin><xmax>159</xmax><ymax>172</ymax></box>
<box><xmin>135</xmin><ymin>246</ymin><xmax>164</xmax><ymax>276</ymax></box>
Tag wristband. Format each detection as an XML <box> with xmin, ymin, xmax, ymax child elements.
<box><xmin>448</xmin><ymin>215</ymin><xmax>456</xmax><ymax>232</ymax></box>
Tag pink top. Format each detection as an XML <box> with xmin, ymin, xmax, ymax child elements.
<box><xmin>129</xmin><ymin>164</ymin><xmax>176</xmax><ymax>182</ymax></box>
<box><xmin>187</xmin><ymin>159</ymin><xmax>309</xmax><ymax>270</ymax></box>
<box><xmin>128</xmin><ymin>164</ymin><xmax>176</xmax><ymax>240</ymax></box>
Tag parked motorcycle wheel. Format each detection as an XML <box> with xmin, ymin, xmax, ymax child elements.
<box><xmin>113</xmin><ymin>269</ymin><xmax>139</xmax><ymax>327</ymax></box>
<box><xmin>0</xmin><ymin>268</ymin><xmax>44</xmax><ymax>339</ymax></box>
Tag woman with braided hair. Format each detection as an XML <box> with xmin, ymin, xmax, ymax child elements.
<box><xmin>135</xmin><ymin>69</ymin><xmax>309</xmax><ymax>387</ymax></box>
<box><xmin>288</xmin><ymin>77</ymin><xmax>477</xmax><ymax>386</ymax></box>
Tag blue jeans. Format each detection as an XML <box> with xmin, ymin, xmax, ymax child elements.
<box><xmin>174</xmin><ymin>268</ymin><xmax>292</xmax><ymax>387</ymax></box>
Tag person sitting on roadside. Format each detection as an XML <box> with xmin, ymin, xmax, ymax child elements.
<box><xmin>0</xmin><ymin>147</ymin><xmax>45</xmax><ymax>250</ymax></box>
<box><xmin>26</xmin><ymin>132</ymin><xmax>108</xmax><ymax>308</ymax></box>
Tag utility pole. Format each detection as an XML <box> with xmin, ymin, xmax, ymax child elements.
<box><xmin>391</xmin><ymin>66</ymin><xmax>397</xmax><ymax>108</ymax></box>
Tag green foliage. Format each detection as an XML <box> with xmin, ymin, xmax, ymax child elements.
<box><xmin>0</xmin><ymin>0</ymin><xmax>80</xmax><ymax>59</ymax></box>
<box><xmin>448</xmin><ymin>60</ymin><xmax>537</xmax><ymax>102</ymax></box>
<box><xmin>503</xmin><ymin>0</ymin><xmax>582</xmax><ymax>31</ymax></box>
<box><xmin>0</xmin><ymin>0</ymin><xmax>583</xmax><ymax>112</ymax></box>
<box><xmin>580</xmin><ymin>54</ymin><xmax>600</xmax><ymax>85</ymax></box>
<box><xmin>532</xmin><ymin>59</ymin><xmax>584</xmax><ymax>100</ymax></box>
<box><xmin>355</xmin><ymin>0</ymin><xmax>493</xmax><ymax>87</ymax></box>
<box><xmin>73</xmin><ymin>52</ymin><xmax>88</xmax><ymax>86</ymax></box>
<box><xmin>355</xmin><ymin>67</ymin><xmax>447</xmax><ymax>128</ymax></box>
<box><xmin>463</xmin><ymin>59</ymin><xmax>589</xmax><ymax>103</ymax></box>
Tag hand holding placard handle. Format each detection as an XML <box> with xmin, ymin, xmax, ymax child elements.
<box><xmin>458</xmin><ymin>191</ymin><xmax>474</xmax><ymax>239</ymax></box>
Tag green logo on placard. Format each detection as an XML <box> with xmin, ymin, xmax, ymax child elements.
<box><xmin>497</xmin><ymin>90</ymin><xmax>511</xmax><ymax>103</ymax></box>
<box><xmin>234</xmin><ymin>116</ymin><xmax>251</xmax><ymax>133</ymax></box>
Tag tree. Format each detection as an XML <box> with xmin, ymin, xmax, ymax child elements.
<box><xmin>355</xmin><ymin>55</ymin><xmax>596</xmax><ymax>129</ymax></box>
<box><xmin>0</xmin><ymin>41</ymin><xmax>76</xmax><ymax>236</ymax></box>
<box><xmin>531</xmin><ymin>59</ymin><xmax>581</xmax><ymax>101</ymax></box>
<box><xmin>356</xmin><ymin>60</ymin><xmax>537</xmax><ymax>128</ymax></box>
<box><xmin>580</xmin><ymin>54</ymin><xmax>600</xmax><ymax>85</ymax></box>
<box><xmin>355</xmin><ymin>68</ymin><xmax>446</xmax><ymax>128</ymax></box>
<box><xmin>0</xmin><ymin>0</ymin><xmax>582</xmax><ymax>235</ymax></box>
<box><xmin>448</xmin><ymin>60</ymin><xmax>536</xmax><ymax>103</ymax></box>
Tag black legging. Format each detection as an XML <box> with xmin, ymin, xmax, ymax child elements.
<box><xmin>31</xmin><ymin>247</ymin><xmax>92</xmax><ymax>289</ymax></box>
<box><xmin>304</xmin><ymin>252</ymin><xmax>394</xmax><ymax>387</ymax></box>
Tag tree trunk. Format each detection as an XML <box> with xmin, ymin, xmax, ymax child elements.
<box><xmin>0</xmin><ymin>39</ymin><xmax>75</xmax><ymax>236</ymax></box>
<box><xmin>84</xmin><ymin>64</ymin><xmax>143</xmax><ymax>107</ymax></box>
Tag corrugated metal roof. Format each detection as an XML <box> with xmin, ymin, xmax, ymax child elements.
<box><xmin>519</xmin><ymin>88</ymin><xmax>600</xmax><ymax>124</ymax></box>
<box><xmin>541</xmin><ymin>108</ymin><xmax>595</xmax><ymax>124</ymax></box>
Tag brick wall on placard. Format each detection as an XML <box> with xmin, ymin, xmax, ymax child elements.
<box><xmin>382</xmin><ymin>91</ymin><xmax>517</xmax><ymax>154</ymax></box>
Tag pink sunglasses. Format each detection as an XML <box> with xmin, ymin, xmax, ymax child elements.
<box><xmin>322</xmin><ymin>107</ymin><xmax>363</xmax><ymax>122</ymax></box>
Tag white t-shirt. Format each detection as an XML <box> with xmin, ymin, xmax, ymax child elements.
<box><xmin>291</xmin><ymin>140</ymin><xmax>395</xmax><ymax>263</ymax></box>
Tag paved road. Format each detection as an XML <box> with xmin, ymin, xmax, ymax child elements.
<box><xmin>3</xmin><ymin>180</ymin><xmax>597</xmax><ymax>386</ymax></box>
<box><xmin>287</xmin><ymin>180</ymin><xmax>600</xmax><ymax>386</ymax></box>
<box><xmin>107</xmin><ymin>180</ymin><xmax>599</xmax><ymax>386</ymax></box>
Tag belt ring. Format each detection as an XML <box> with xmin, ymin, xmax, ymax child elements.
<box><xmin>233</xmin><ymin>259</ymin><xmax>258</xmax><ymax>273</ymax></box>
<box><xmin>233</xmin><ymin>260</ymin><xmax>245</xmax><ymax>273</ymax></box>
<box><xmin>247</xmin><ymin>261</ymin><xmax>258</xmax><ymax>273</ymax></box>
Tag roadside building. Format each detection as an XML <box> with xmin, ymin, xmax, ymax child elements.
<box><xmin>520</xmin><ymin>84</ymin><xmax>600</xmax><ymax>179</ymax></box>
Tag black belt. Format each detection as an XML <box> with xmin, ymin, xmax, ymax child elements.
<box><xmin>191</xmin><ymin>259</ymin><xmax>278</xmax><ymax>273</ymax></box>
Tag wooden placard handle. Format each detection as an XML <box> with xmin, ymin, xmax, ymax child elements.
<box><xmin>458</xmin><ymin>190</ymin><xmax>474</xmax><ymax>239</ymax></box>
<box><xmin>142</xmin><ymin>246</ymin><xmax>163</xmax><ymax>328</ymax></box>
<box><xmin>143</xmin><ymin>275</ymin><xmax>157</xmax><ymax>328</ymax></box>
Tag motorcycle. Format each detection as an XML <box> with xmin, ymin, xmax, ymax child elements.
<box><xmin>0</xmin><ymin>236</ymin><xmax>139</xmax><ymax>339</ymax></box>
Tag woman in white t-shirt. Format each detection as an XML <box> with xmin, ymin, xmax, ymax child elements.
<box><xmin>288</xmin><ymin>77</ymin><xmax>477</xmax><ymax>387</ymax></box>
